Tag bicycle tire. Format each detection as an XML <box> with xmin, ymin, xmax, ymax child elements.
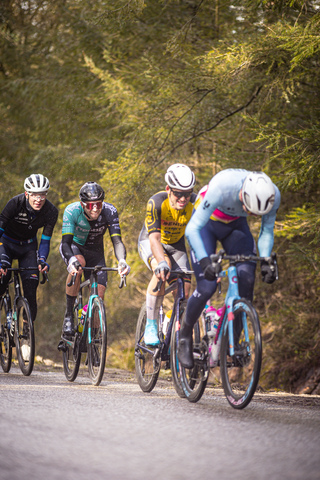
<box><xmin>220</xmin><ymin>298</ymin><xmax>262</xmax><ymax>409</ymax></box>
<box><xmin>14</xmin><ymin>297</ymin><xmax>35</xmax><ymax>376</ymax></box>
<box><xmin>62</xmin><ymin>332</ymin><xmax>81</xmax><ymax>382</ymax></box>
<box><xmin>180</xmin><ymin>314</ymin><xmax>209</xmax><ymax>403</ymax></box>
<box><xmin>0</xmin><ymin>296</ymin><xmax>12</xmax><ymax>373</ymax></box>
<box><xmin>170</xmin><ymin>299</ymin><xmax>189</xmax><ymax>398</ymax></box>
<box><xmin>87</xmin><ymin>296</ymin><xmax>107</xmax><ymax>386</ymax></box>
<box><xmin>134</xmin><ymin>303</ymin><xmax>160</xmax><ymax>393</ymax></box>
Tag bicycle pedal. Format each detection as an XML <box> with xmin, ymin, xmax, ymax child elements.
<box><xmin>57</xmin><ymin>340</ymin><xmax>68</xmax><ymax>352</ymax></box>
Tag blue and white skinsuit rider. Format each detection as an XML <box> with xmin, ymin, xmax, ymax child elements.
<box><xmin>178</xmin><ymin>168</ymin><xmax>280</xmax><ymax>368</ymax></box>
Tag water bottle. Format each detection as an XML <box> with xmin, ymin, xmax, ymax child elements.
<box><xmin>6</xmin><ymin>310</ymin><xmax>12</xmax><ymax>331</ymax></box>
<box><xmin>78</xmin><ymin>304</ymin><xmax>88</xmax><ymax>332</ymax></box>
<box><xmin>205</xmin><ymin>306</ymin><xmax>224</xmax><ymax>367</ymax></box>
<box><xmin>162</xmin><ymin>309</ymin><xmax>172</xmax><ymax>337</ymax></box>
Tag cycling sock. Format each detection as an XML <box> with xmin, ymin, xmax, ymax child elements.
<box><xmin>146</xmin><ymin>293</ymin><xmax>164</xmax><ymax>321</ymax></box>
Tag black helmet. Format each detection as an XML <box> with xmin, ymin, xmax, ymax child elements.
<box><xmin>79</xmin><ymin>182</ymin><xmax>105</xmax><ymax>202</ymax></box>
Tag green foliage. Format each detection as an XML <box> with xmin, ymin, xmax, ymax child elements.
<box><xmin>1</xmin><ymin>0</ymin><xmax>319</xmax><ymax>390</ymax></box>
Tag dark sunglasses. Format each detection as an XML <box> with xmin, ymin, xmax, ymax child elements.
<box><xmin>83</xmin><ymin>201</ymin><xmax>103</xmax><ymax>210</ymax></box>
<box><xmin>170</xmin><ymin>189</ymin><xmax>193</xmax><ymax>199</ymax></box>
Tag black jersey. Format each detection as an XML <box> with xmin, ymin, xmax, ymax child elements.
<box><xmin>0</xmin><ymin>194</ymin><xmax>58</xmax><ymax>241</ymax></box>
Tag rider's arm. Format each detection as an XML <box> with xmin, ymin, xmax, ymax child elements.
<box><xmin>185</xmin><ymin>180</ymin><xmax>222</xmax><ymax>262</ymax></box>
<box><xmin>257</xmin><ymin>185</ymin><xmax>281</xmax><ymax>257</ymax></box>
<box><xmin>38</xmin><ymin>205</ymin><xmax>58</xmax><ymax>263</ymax></box>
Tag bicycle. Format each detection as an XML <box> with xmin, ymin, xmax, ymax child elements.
<box><xmin>180</xmin><ymin>249</ymin><xmax>278</xmax><ymax>409</ymax></box>
<box><xmin>58</xmin><ymin>265</ymin><xmax>126</xmax><ymax>386</ymax></box>
<box><xmin>0</xmin><ymin>267</ymin><xmax>48</xmax><ymax>376</ymax></box>
<box><xmin>135</xmin><ymin>269</ymin><xmax>203</xmax><ymax>398</ymax></box>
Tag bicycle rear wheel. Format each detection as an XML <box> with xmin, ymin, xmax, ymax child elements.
<box><xmin>180</xmin><ymin>314</ymin><xmax>209</xmax><ymax>403</ymax></box>
<box><xmin>220</xmin><ymin>298</ymin><xmax>262</xmax><ymax>409</ymax></box>
<box><xmin>87</xmin><ymin>297</ymin><xmax>107</xmax><ymax>386</ymax></box>
<box><xmin>62</xmin><ymin>333</ymin><xmax>81</xmax><ymax>382</ymax></box>
<box><xmin>0</xmin><ymin>296</ymin><xmax>12</xmax><ymax>373</ymax></box>
<box><xmin>134</xmin><ymin>303</ymin><xmax>160</xmax><ymax>392</ymax></box>
<box><xmin>14</xmin><ymin>297</ymin><xmax>35</xmax><ymax>376</ymax></box>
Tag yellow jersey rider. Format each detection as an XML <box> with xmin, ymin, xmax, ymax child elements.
<box><xmin>138</xmin><ymin>164</ymin><xmax>196</xmax><ymax>346</ymax></box>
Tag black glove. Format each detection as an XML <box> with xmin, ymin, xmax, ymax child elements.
<box><xmin>200</xmin><ymin>257</ymin><xmax>221</xmax><ymax>281</ymax></box>
<box><xmin>0</xmin><ymin>259</ymin><xmax>10</xmax><ymax>271</ymax></box>
<box><xmin>38</xmin><ymin>259</ymin><xmax>50</xmax><ymax>272</ymax></box>
<box><xmin>261</xmin><ymin>260</ymin><xmax>276</xmax><ymax>284</ymax></box>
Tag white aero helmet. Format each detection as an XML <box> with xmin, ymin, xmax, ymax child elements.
<box><xmin>165</xmin><ymin>164</ymin><xmax>196</xmax><ymax>191</ymax></box>
<box><xmin>242</xmin><ymin>172</ymin><xmax>275</xmax><ymax>215</ymax></box>
<box><xmin>24</xmin><ymin>174</ymin><xmax>50</xmax><ymax>193</ymax></box>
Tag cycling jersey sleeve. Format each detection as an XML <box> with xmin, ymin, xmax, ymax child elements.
<box><xmin>60</xmin><ymin>234</ymin><xmax>75</xmax><ymax>263</ymax></box>
<box><xmin>257</xmin><ymin>185</ymin><xmax>281</xmax><ymax>257</ymax></box>
<box><xmin>111</xmin><ymin>236</ymin><xmax>126</xmax><ymax>261</ymax></box>
<box><xmin>185</xmin><ymin>180</ymin><xmax>225</xmax><ymax>261</ymax></box>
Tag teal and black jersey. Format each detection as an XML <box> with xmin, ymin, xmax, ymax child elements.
<box><xmin>61</xmin><ymin>201</ymin><xmax>125</xmax><ymax>262</ymax></box>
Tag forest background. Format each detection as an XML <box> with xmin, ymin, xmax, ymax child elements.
<box><xmin>1</xmin><ymin>0</ymin><xmax>319</xmax><ymax>394</ymax></box>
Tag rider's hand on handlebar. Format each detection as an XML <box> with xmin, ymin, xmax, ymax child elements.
<box><xmin>0</xmin><ymin>260</ymin><xmax>10</xmax><ymax>277</ymax></box>
<box><xmin>260</xmin><ymin>260</ymin><xmax>277</xmax><ymax>284</ymax></box>
<box><xmin>67</xmin><ymin>257</ymin><xmax>82</xmax><ymax>275</ymax></box>
<box><xmin>154</xmin><ymin>260</ymin><xmax>171</xmax><ymax>282</ymax></box>
<box><xmin>118</xmin><ymin>259</ymin><xmax>131</xmax><ymax>277</ymax></box>
<box><xmin>38</xmin><ymin>258</ymin><xmax>50</xmax><ymax>273</ymax></box>
<box><xmin>200</xmin><ymin>256</ymin><xmax>221</xmax><ymax>281</ymax></box>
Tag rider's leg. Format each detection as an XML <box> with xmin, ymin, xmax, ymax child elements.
<box><xmin>222</xmin><ymin>218</ymin><xmax>256</xmax><ymax>301</ymax></box>
<box><xmin>19</xmin><ymin>247</ymin><xmax>39</xmax><ymax>323</ymax></box>
<box><xmin>144</xmin><ymin>257</ymin><xmax>168</xmax><ymax>346</ymax></box>
<box><xmin>178</xmin><ymin>250</ymin><xmax>218</xmax><ymax>368</ymax></box>
<box><xmin>63</xmin><ymin>254</ymin><xmax>86</xmax><ymax>335</ymax></box>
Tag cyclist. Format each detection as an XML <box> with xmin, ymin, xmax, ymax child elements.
<box><xmin>178</xmin><ymin>169</ymin><xmax>281</xmax><ymax>368</ymax></box>
<box><xmin>60</xmin><ymin>181</ymin><xmax>130</xmax><ymax>336</ymax></box>
<box><xmin>0</xmin><ymin>174</ymin><xmax>58</xmax><ymax>322</ymax></box>
<box><xmin>138</xmin><ymin>163</ymin><xmax>196</xmax><ymax>346</ymax></box>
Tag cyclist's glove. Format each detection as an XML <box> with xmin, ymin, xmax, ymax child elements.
<box><xmin>118</xmin><ymin>259</ymin><xmax>131</xmax><ymax>275</ymax></box>
<box><xmin>154</xmin><ymin>260</ymin><xmax>171</xmax><ymax>277</ymax></box>
<box><xmin>200</xmin><ymin>257</ymin><xmax>221</xmax><ymax>281</ymax></box>
<box><xmin>0</xmin><ymin>259</ymin><xmax>10</xmax><ymax>271</ymax></box>
<box><xmin>38</xmin><ymin>258</ymin><xmax>50</xmax><ymax>272</ymax></box>
<box><xmin>67</xmin><ymin>256</ymin><xmax>81</xmax><ymax>274</ymax></box>
<box><xmin>261</xmin><ymin>260</ymin><xmax>277</xmax><ymax>284</ymax></box>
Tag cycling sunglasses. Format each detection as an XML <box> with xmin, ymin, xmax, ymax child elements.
<box><xmin>170</xmin><ymin>189</ymin><xmax>193</xmax><ymax>199</ymax></box>
<box><xmin>83</xmin><ymin>201</ymin><xmax>103</xmax><ymax>210</ymax></box>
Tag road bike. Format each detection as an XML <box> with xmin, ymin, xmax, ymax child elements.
<box><xmin>58</xmin><ymin>265</ymin><xmax>126</xmax><ymax>386</ymax></box>
<box><xmin>135</xmin><ymin>269</ymin><xmax>202</xmax><ymax>398</ymax></box>
<box><xmin>180</xmin><ymin>249</ymin><xmax>278</xmax><ymax>409</ymax></box>
<box><xmin>0</xmin><ymin>267</ymin><xmax>48</xmax><ymax>376</ymax></box>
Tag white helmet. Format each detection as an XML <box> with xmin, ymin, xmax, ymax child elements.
<box><xmin>24</xmin><ymin>174</ymin><xmax>50</xmax><ymax>193</ymax></box>
<box><xmin>242</xmin><ymin>172</ymin><xmax>275</xmax><ymax>215</ymax></box>
<box><xmin>165</xmin><ymin>164</ymin><xmax>196</xmax><ymax>191</ymax></box>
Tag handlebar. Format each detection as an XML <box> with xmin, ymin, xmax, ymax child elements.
<box><xmin>67</xmin><ymin>265</ymin><xmax>127</xmax><ymax>289</ymax></box>
<box><xmin>152</xmin><ymin>269</ymin><xmax>194</xmax><ymax>293</ymax></box>
<box><xmin>0</xmin><ymin>267</ymin><xmax>48</xmax><ymax>285</ymax></box>
<box><xmin>210</xmin><ymin>249</ymin><xmax>278</xmax><ymax>280</ymax></box>
<box><xmin>210</xmin><ymin>249</ymin><xmax>277</xmax><ymax>265</ymax></box>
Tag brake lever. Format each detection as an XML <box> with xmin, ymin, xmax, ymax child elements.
<box><xmin>152</xmin><ymin>278</ymin><xmax>163</xmax><ymax>293</ymax></box>
<box><xmin>119</xmin><ymin>275</ymin><xmax>127</xmax><ymax>289</ymax></box>
<box><xmin>67</xmin><ymin>273</ymin><xmax>77</xmax><ymax>287</ymax></box>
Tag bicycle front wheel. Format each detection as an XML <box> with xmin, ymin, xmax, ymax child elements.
<box><xmin>0</xmin><ymin>296</ymin><xmax>12</xmax><ymax>373</ymax></box>
<box><xmin>14</xmin><ymin>297</ymin><xmax>35</xmax><ymax>376</ymax></box>
<box><xmin>134</xmin><ymin>303</ymin><xmax>160</xmax><ymax>393</ymax></box>
<box><xmin>62</xmin><ymin>333</ymin><xmax>81</xmax><ymax>382</ymax></box>
<box><xmin>220</xmin><ymin>299</ymin><xmax>262</xmax><ymax>409</ymax></box>
<box><xmin>87</xmin><ymin>297</ymin><xmax>107</xmax><ymax>386</ymax></box>
<box><xmin>180</xmin><ymin>319</ymin><xmax>209</xmax><ymax>403</ymax></box>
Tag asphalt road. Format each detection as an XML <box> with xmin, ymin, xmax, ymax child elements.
<box><xmin>0</xmin><ymin>365</ymin><xmax>319</xmax><ymax>480</ymax></box>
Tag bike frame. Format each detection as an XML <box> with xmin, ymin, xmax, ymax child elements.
<box><xmin>137</xmin><ymin>272</ymin><xmax>189</xmax><ymax>366</ymax></box>
<box><xmin>62</xmin><ymin>266</ymin><xmax>122</xmax><ymax>349</ymax></box>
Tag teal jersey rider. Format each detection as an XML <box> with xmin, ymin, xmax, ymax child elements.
<box><xmin>61</xmin><ymin>201</ymin><xmax>121</xmax><ymax>254</ymax></box>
